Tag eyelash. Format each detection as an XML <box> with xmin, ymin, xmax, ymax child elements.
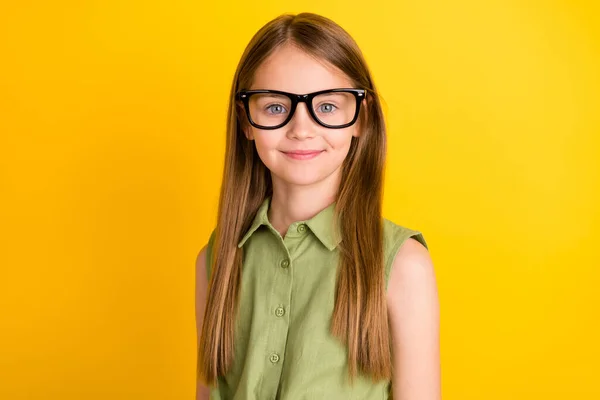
<box><xmin>266</xmin><ymin>104</ymin><xmax>287</xmax><ymax>114</ymax></box>
<box><xmin>265</xmin><ymin>103</ymin><xmax>337</xmax><ymax>114</ymax></box>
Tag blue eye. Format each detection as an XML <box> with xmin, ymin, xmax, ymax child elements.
<box><xmin>266</xmin><ymin>104</ymin><xmax>287</xmax><ymax>114</ymax></box>
<box><xmin>317</xmin><ymin>103</ymin><xmax>337</xmax><ymax>113</ymax></box>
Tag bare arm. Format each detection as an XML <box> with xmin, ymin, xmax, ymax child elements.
<box><xmin>387</xmin><ymin>238</ymin><xmax>441</xmax><ymax>400</ymax></box>
<box><xmin>196</xmin><ymin>245</ymin><xmax>211</xmax><ymax>400</ymax></box>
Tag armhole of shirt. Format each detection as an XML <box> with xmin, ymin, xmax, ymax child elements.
<box><xmin>383</xmin><ymin>220</ymin><xmax>429</xmax><ymax>292</ymax></box>
<box><xmin>206</xmin><ymin>228</ymin><xmax>217</xmax><ymax>282</ymax></box>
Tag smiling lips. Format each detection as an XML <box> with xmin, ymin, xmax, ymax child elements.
<box><xmin>281</xmin><ymin>150</ymin><xmax>325</xmax><ymax>160</ymax></box>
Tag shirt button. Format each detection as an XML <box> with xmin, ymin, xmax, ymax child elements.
<box><xmin>269</xmin><ymin>353</ymin><xmax>280</xmax><ymax>363</ymax></box>
<box><xmin>297</xmin><ymin>224</ymin><xmax>306</xmax><ymax>233</ymax></box>
<box><xmin>275</xmin><ymin>307</ymin><xmax>285</xmax><ymax>317</ymax></box>
<box><xmin>280</xmin><ymin>259</ymin><xmax>290</xmax><ymax>268</ymax></box>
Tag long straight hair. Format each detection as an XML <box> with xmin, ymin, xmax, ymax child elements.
<box><xmin>198</xmin><ymin>12</ymin><xmax>390</xmax><ymax>386</ymax></box>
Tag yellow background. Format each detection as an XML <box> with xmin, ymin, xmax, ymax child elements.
<box><xmin>1</xmin><ymin>1</ymin><xmax>599</xmax><ymax>399</ymax></box>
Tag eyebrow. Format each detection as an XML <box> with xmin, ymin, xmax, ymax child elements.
<box><xmin>254</xmin><ymin>93</ymin><xmax>289</xmax><ymax>99</ymax></box>
<box><xmin>316</xmin><ymin>92</ymin><xmax>348</xmax><ymax>97</ymax></box>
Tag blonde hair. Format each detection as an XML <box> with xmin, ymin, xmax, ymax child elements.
<box><xmin>198</xmin><ymin>12</ymin><xmax>390</xmax><ymax>385</ymax></box>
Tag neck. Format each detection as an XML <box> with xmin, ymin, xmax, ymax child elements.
<box><xmin>268</xmin><ymin>171</ymin><xmax>340</xmax><ymax>238</ymax></box>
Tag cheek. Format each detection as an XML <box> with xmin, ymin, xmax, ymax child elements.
<box><xmin>252</xmin><ymin>130</ymin><xmax>283</xmax><ymax>165</ymax></box>
<box><xmin>253</xmin><ymin>132</ymin><xmax>279</xmax><ymax>152</ymax></box>
<box><xmin>324</xmin><ymin>130</ymin><xmax>355</xmax><ymax>151</ymax></box>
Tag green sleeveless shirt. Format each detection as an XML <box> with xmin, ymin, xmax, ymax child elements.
<box><xmin>204</xmin><ymin>196</ymin><xmax>428</xmax><ymax>400</ymax></box>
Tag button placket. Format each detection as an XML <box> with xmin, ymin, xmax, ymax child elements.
<box><xmin>259</xmin><ymin>239</ymin><xmax>291</xmax><ymax>399</ymax></box>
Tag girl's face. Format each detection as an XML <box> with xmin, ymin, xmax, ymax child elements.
<box><xmin>242</xmin><ymin>44</ymin><xmax>363</xmax><ymax>189</ymax></box>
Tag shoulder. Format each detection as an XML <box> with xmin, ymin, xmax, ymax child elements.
<box><xmin>201</xmin><ymin>229</ymin><xmax>217</xmax><ymax>280</ymax></box>
<box><xmin>386</xmin><ymin>232</ymin><xmax>440</xmax><ymax>398</ymax></box>
<box><xmin>195</xmin><ymin>229</ymin><xmax>217</xmax><ymax>330</ymax></box>
<box><xmin>387</xmin><ymin>236</ymin><xmax>434</xmax><ymax>294</ymax></box>
<box><xmin>382</xmin><ymin>218</ymin><xmax>428</xmax><ymax>250</ymax></box>
<box><xmin>195</xmin><ymin>243</ymin><xmax>212</xmax><ymax>399</ymax></box>
<box><xmin>195</xmin><ymin>245</ymin><xmax>208</xmax><ymax>281</ymax></box>
<box><xmin>383</xmin><ymin>217</ymin><xmax>434</xmax><ymax>299</ymax></box>
<box><xmin>384</xmin><ymin>219</ymin><xmax>440</xmax><ymax>397</ymax></box>
<box><xmin>382</xmin><ymin>218</ymin><xmax>429</xmax><ymax>290</ymax></box>
<box><xmin>385</xmin><ymin>217</ymin><xmax>437</xmax><ymax>326</ymax></box>
<box><xmin>195</xmin><ymin>242</ymin><xmax>209</xmax><ymax>301</ymax></box>
<box><xmin>195</xmin><ymin>243</ymin><xmax>208</xmax><ymax>325</ymax></box>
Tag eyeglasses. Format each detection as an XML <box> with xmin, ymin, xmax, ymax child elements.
<box><xmin>236</xmin><ymin>88</ymin><xmax>366</xmax><ymax>130</ymax></box>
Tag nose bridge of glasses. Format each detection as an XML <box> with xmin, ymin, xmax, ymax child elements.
<box><xmin>283</xmin><ymin>94</ymin><xmax>317</xmax><ymax>131</ymax></box>
<box><xmin>290</xmin><ymin>94</ymin><xmax>314</xmax><ymax>121</ymax></box>
<box><xmin>294</xmin><ymin>93</ymin><xmax>310</xmax><ymax>105</ymax></box>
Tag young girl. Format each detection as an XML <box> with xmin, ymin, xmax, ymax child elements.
<box><xmin>196</xmin><ymin>12</ymin><xmax>440</xmax><ymax>400</ymax></box>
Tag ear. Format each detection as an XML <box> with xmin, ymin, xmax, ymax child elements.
<box><xmin>236</xmin><ymin>100</ymin><xmax>254</xmax><ymax>140</ymax></box>
<box><xmin>244</xmin><ymin>127</ymin><xmax>254</xmax><ymax>141</ymax></box>
<box><xmin>352</xmin><ymin>96</ymin><xmax>368</xmax><ymax>138</ymax></box>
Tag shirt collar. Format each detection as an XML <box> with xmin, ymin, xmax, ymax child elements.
<box><xmin>237</xmin><ymin>196</ymin><xmax>342</xmax><ymax>251</ymax></box>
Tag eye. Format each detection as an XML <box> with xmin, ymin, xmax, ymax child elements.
<box><xmin>317</xmin><ymin>103</ymin><xmax>337</xmax><ymax>113</ymax></box>
<box><xmin>266</xmin><ymin>104</ymin><xmax>287</xmax><ymax>114</ymax></box>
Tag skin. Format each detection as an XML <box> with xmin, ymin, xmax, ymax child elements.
<box><xmin>242</xmin><ymin>43</ymin><xmax>363</xmax><ymax>231</ymax></box>
<box><xmin>196</xmin><ymin>245</ymin><xmax>210</xmax><ymax>400</ymax></box>
<box><xmin>196</xmin><ymin>43</ymin><xmax>440</xmax><ymax>399</ymax></box>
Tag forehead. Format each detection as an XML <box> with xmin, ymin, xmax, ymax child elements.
<box><xmin>250</xmin><ymin>44</ymin><xmax>354</xmax><ymax>94</ymax></box>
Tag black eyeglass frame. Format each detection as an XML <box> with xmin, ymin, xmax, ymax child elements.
<box><xmin>236</xmin><ymin>88</ymin><xmax>366</xmax><ymax>130</ymax></box>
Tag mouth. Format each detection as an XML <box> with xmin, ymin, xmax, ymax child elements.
<box><xmin>281</xmin><ymin>150</ymin><xmax>325</xmax><ymax>160</ymax></box>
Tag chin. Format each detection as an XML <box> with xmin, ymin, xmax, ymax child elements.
<box><xmin>273</xmin><ymin>170</ymin><xmax>327</xmax><ymax>187</ymax></box>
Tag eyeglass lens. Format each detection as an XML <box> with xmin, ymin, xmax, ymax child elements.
<box><xmin>248</xmin><ymin>92</ymin><xmax>357</xmax><ymax>128</ymax></box>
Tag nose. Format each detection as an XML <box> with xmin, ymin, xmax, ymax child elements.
<box><xmin>287</xmin><ymin>102</ymin><xmax>316</xmax><ymax>139</ymax></box>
